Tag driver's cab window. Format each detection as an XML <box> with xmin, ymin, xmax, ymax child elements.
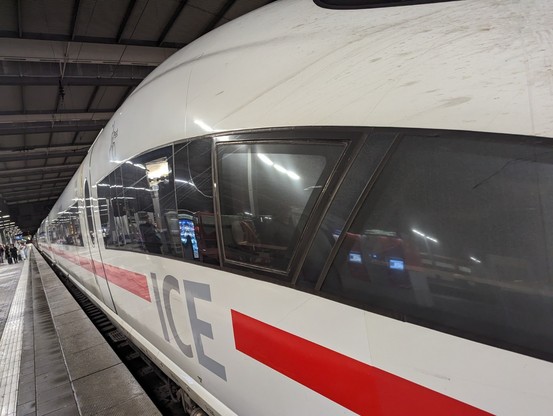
<box><xmin>217</xmin><ymin>141</ymin><xmax>344</xmax><ymax>274</ymax></box>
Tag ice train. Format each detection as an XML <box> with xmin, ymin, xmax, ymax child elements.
<box><xmin>36</xmin><ymin>0</ymin><xmax>553</xmax><ymax>414</ymax></box>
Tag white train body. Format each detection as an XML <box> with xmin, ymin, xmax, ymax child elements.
<box><xmin>36</xmin><ymin>1</ymin><xmax>553</xmax><ymax>415</ymax></box>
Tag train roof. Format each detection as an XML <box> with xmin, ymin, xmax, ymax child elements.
<box><xmin>79</xmin><ymin>0</ymin><xmax>553</xmax><ymax>184</ymax></box>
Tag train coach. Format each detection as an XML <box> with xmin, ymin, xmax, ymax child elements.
<box><xmin>36</xmin><ymin>0</ymin><xmax>553</xmax><ymax>414</ymax></box>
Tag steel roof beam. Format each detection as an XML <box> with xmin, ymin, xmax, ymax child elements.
<box><xmin>0</xmin><ymin>31</ymin><xmax>186</xmax><ymax>49</ymax></box>
<box><xmin>86</xmin><ymin>86</ymin><xmax>100</xmax><ymax>112</ymax></box>
<box><xmin>0</xmin><ymin>164</ymin><xmax>80</xmax><ymax>177</ymax></box>
<box><xmin>0</xmin><ymin>176</ymin><xmax>73</xmax><ymax>188</ymax></box>
<box><xmin>0</xmin><ymin>111</ymin><xmax>114</xmax><ymax>124</ymax></box>
<box><xmin>157</xmin><ymin>0</ymin><xmax>189</xmax><ymax>47</ymax></box>
<box><xmin>0</xmin><ymin>61</ymin><xmax>153</xmax><ymax>86</ymax></box>
<box><xmin>0</xmin><ymin>76</ymin><xmax>143</xmax><ymax>87</ymax></box>
<box><xmin>17</xmin><ymin>0</ymin><xmax>22</xmax><ymax>38</ymax></box>
<box><xmin>116</xmin><ymin>86</ymin><xmax>134</xmax><ymax>109</ymax></box>
<box><xmin>117</xmin><ymin>0</ymin><xmax>138</xmax><ymax>43</ymax></box>
<box><xmin>0</xmin><ymin>142</ymin><xmax>94</xmax><ymax>152</ymax></box>
<box><xmin>70</xmin><ymin>0</ymin><xmax>81</xmax><ymax>41</ymax></box>
<box><xmin>0</xmin><ymin>38</ymin><xmax>177</xmax><ymax>66</ymax></box>
<box><xmin>1</xmin><ymin>185</ymin><xmax>67</xmax><ymax>198</ymax></box>
<box><xmin>0</xmin><ymin>149</ymin><xmax>87</xmax><ymax>162</ymax></box>
<box><xmin>200</xmin><ymin>0</ymin><xmax>237</xmax><ymax>37</ymax></box>
<box><xmin>0</xmin><ymin>120</ymin><xmax>108</xmax><ymax>135</ymax></box>
<box><xmin>0</xmin><ymin>61</ymin><xmax>154</xmax><ymax>77</ymax></box>
<box><xmin>0</xmin><ymin>108</ymin><xmax>115</xmax><ymax>116</ymax></box>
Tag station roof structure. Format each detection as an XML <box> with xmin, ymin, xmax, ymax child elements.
<box><xmin>0</xmin><ymin>0</ymin><xmax>272</xmax><ymax>235</ymax></box>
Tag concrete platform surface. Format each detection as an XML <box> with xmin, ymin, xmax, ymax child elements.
<box><xmin>0</xmin><ymin>247</ymin><xmax>160</xmax><ymax>416</ymax></box>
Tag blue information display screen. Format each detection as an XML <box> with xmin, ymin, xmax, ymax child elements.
<box><xmin>348</xmin><ymin>252</ymin><xmax>362</xmax><ymax>264</ymax></box>
<box><xmin>389</xmin><ymin>258</ymin><xmax>405</xmax><ymax>270</ymax></box>
<box><xmin>179</xmin><ymin>219</ymin><xmax>199</xmax><ymax>259</ymax></box>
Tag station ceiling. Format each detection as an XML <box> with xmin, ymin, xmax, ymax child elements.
<box><xmin>0</xmin><ymin>0</ymin><xmax>273</xmax><ymax>235</ymax></box>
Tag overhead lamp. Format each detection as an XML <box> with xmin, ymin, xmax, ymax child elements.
<box><xmin>273</xmin><ymin>164</ymin><xmax>287</xmax><ymax>174</ymax></box>
<box><xmin>256</xmin><ymin>153</ymin><xmax>300</xmax><ymax>181</ymax></box>
<box><xmin>146</xmin><ymin>158</ymin><xmax>170</xmax><ymax>184</ymax></box>
<box><xmin>412</xmin><ymin>228</ymin><xmax>439</xmax><ymax>244</ymax></box>
<box><xmin>258</xmin><ymin>154</ymin><xmax>273</xmax><ymax>166</ymax></box>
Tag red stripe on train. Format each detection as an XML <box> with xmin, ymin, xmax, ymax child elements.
<box><xmin>101</xmin><ymin>261</ymin><xmax>151</xmax><ymax>301</ymax></box>
<box><xmin>231</xmin><ymin>310</ymin><xmax>490</xmax><ymax>416</ymax></box>
<box><xmin>50</xmin><ymin>246</ymin><xmax>151</xmax><ymax>302</ymax></box>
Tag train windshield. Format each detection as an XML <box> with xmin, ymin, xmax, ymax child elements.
<box><xmin>322</xmin><ymin>132</ymin><xmax>553</xmax><ymax>360</ymax></box>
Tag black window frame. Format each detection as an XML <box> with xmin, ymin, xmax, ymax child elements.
<box><xmin>293</xmin><ymin>130</ymin><xmax>400</xmax><ymax>289</ymax></box>
<box><xmin>212</xmin><ymin>128</ymin><xmax>367</xmax><ymax>282</ymax></box>
<box><xmin>93</xmin><ymin>127</ymin><xmax>368</xmax><ymax>284</ymax></box>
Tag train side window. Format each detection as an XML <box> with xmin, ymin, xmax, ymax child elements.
<box><xmin>97</xmin><ymin>171</ymin><xmax>115</xmax><ymax>248</ymax></box>
<box><xmin>47</xmin><ymin>220</ymin><xmax>56</xmax><ymax>244</ymax></box>
<box><xmin>217</xmin><ymin>142</ymin><xmax>344</xmax><ymax>274</ymax></box>
<box><xmin>98</xmin><ymin>146</ymin><xmax>178</xmax><ymax>257</ymax></box>
<box><xmin>322</xmin><ymin>133</ymin><xmax>553</xmax><ymax>360</ymax></box>
<box><xmin>51</xmin><ymin>202</ymin><xmax>83</xmax><ymax>246</ymax></box>
<box><xmin>122</xmin><ymin>146</ymin><xmax>178</xmax><ymax>257</ymax></box>
<box><xmin>297</xmin><ymin>132</ymin><xmax>396</xmax><ymax>289</ymax></box>
<box><xmin>173</xmin><ymin>138</ymin><xmax>218</xmax><ymax>264</ymax></box>
<box><xmin>49</xmin><ymin>220</ymin><xmax>60</xmax><ymax>244</ymax></box>
<box><xmin>99</xmin><ymin>169</ymin><xmax>128</xmax><ymax>249</ymax></box>
<box><xmin>38</xmin><ymin>222</ymin><xmax>47</xmax><ymax>246</ymax></box>
<box><xmin>84</xmin><ymin>181</ymin><xmax>96</xmax><ymax>246</ymax></box>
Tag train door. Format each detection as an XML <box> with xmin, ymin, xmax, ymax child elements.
<box><xmin>83</xmin><ymin>179</ymin><xmax>116</xmax><ymax>311</ymax></box>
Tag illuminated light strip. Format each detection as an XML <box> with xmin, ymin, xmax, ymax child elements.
<box><xmin>231</xmin><ymin>310</ymin><xmax>490</xmax><ymax>416</ymax></box>
<box><xmin>50</xmin><ymin>246</ymin><xmax>151</xmax><ymax>302</ymax></box>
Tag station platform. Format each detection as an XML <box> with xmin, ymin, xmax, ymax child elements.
<box><xmin>0</xmin><ymin>247</ymin><xmax>160</xmax><ymax>416</ymax></box>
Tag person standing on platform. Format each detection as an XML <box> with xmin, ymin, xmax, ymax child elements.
<box><xmin>0</xmin><ymin>244</ymin><xmax>4</xmax><ymax>264</ymax></box>
<box><xmin>139</xmin><ymin>218</ymin><xmax>163</xmax><ymax>254</ymax></box>
<box><xmin>9</xmin><ymin>244</ymin><xmax>18</xmax><ymax>263</ymax></box>
<box><xmin>18</xmin><ymin>242</ymin><xmax>26</xmax><ymax>260</ymax></box>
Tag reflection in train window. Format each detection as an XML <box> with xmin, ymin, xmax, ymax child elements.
<box><xmin>38</xmin><ymin>221</ymin><xmax>48</xmax><ymax>246</ymax></box>
<box><xmin>84</xmin><ymin>181</ymin><xmax>96</xmax><ymax>247</ymax></box>
<box><xmin>97</xmin><ymin>146</ymin><xmax>178</xmax><ymax>257</ymax></box>
<box><xmin>217</xmin><ymin>142</ymin><xmax>344</xmax><ymax>274</ymax></box>
<box><xmin>297</xmin><ymin>132</ymin><xmax>396</xmax><ymax>288</ymax></box>
<box><xmin>174</xmin><ymin>139</ymin><xmax>218</xmax><ymax>264</ymax></box>
<box><xmin>97</xmin><ymin>171</ymin><xmax>116</xmax><ymax>249</ymax></box>
<box><xmin>323</xmin><ymin>133</ymin><xmax>553</xmax><ymax>359</ymax></box>
<box><xmin>50</xmin><ymin>202</ymin><xmax>83</xmax><ymax>246</ymax></box>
